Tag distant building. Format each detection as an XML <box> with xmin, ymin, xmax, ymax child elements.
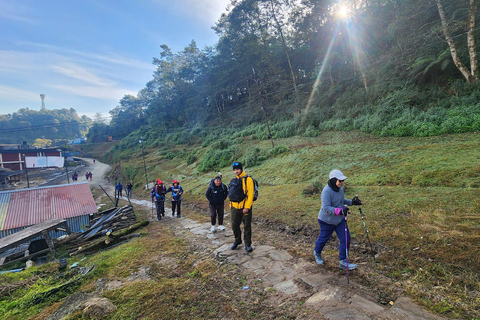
<box><xmin>0</xmin><ymin>147</ymin><xmax>62</xmax><ymax>171</ymax></box>
<box><xmin>69</xmin><ymin>137</ymin><xmax>87</xmax><ymax>145</ymax></box>
<box><xmin>0</xmin><ymin>182</ymin><xmax>97</xmax><ymax>239</ymax></box>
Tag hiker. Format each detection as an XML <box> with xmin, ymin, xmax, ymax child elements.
<box><xmin>166</xmin><ymin>180</ymin><xmax>183</xmax><ymax>218</ymax></box>
<box><xmin>93</xmin><ymin>159</ymin><xmax>96</xmax><ymax>164</ymax></box>
<box><xmin>205</xmin><ymin>176</ymin><xmax>228</xmax><ymax>232</ymax></box>
<box><xmin>229</xmin><ymin>162</ymin><xmax>255</xmax><ymax>252</ymax></box>
<box><xmin>116</xmin><ymin>182</ymin><xmax>123</xmax><ymax>198</ymax></box>
<box><xmin>313</xmin><ymin>169</ymin><xmax>362</xmax><ymax>270</ymax></box>
<box><xmin>72</xmin><ymin>172</ymin><xmax>78</xmax><ymax>181</ymax></box>
<box><xmin>126</xmin><ymin>182</ymin><xmax>133</xmax><ymax>198</ymax></box>
<box><xmin>151</xmin><ymin>180</ymin><xmax>166</xmax><ymax>220</ymax></box>
<box><xmin>85</xmin><ymin>172</ymin><xmax>89</xmax><ymax>180</ymax></box>
<box><xmin>88</xmin><ymin>172</ymin><xmax>93</xmax><ymax>181</ymax></box>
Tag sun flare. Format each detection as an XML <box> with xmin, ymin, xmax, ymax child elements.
<box><xmin>338</xmin><ymin>5</ymin><xmax>350</xmax><ymax>18</ymax></box>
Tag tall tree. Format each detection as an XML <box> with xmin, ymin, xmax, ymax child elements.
<box><xmin>436</xmin><ymin>0</ymin><xmax>478</xmax><ymax>83</ymax></box>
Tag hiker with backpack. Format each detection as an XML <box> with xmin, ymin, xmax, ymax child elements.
<box><xmin>151</xmin><ymin>179</ymin><xmax>167</xmax><ymax>220</ymax></box>
<box><xmin>166</xmin><ymin>180</ymin><xmax>183</xmax><ymax>218</ymax></box>
<box><xmin>205</xmin><ymin>176</ymin><xmax>228</xmax><ymax>232</ymax></box>
<box><xmin>314</xmin><ymin>169</ymin><xmax>362</xmax><ymax>270</ymax></box>
<box><xmin>229</xmin><ymin>162</ymin><xmax>257</xmax><ymax>253</ymax></box>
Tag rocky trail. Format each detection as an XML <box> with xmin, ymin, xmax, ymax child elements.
<box><xmin>53</xmin><ymin>158</ymin><xmax>445</xmax><ymax>319</ymax></box>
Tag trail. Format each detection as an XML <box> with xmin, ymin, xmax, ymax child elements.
<box><xmin>86</xmin><ymin>158</ymin><xmax>444</xmax><ymax>320</ymax></box>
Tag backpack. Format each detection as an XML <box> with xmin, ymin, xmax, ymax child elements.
<box><xmin>228</xmin><ymin>175</ymin><xmax>258</xmax><ymax>202</ymax></box>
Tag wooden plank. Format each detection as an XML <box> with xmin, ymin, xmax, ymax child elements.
<box><xmin>0</xmin><ymin>219</ymin><xmax>67</xmax><ymax>253</ymax></box>
<box><xmin>0</xmin><ymin>248</ymin><xmax>51</xmax><ymax>267</ymax></box>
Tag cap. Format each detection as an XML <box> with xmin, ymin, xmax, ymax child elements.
<box><xmin>232</xmin><ymin>162</ymin><xmax>243</xmax><ymax>170</ymax></box>
<box><xmin>157</xmin><ymin>179</ymin><xmax>163</xmax><ymax>184</ymax></box>
<box><xmin>329</xmin><ymin>169</ymin><xmax>347</xmax><ymax>180</ymax></box>
<box><xmin>172</xmin><ymin>179</ymin><xmax>179</xmax><ymax>184</ymax></box>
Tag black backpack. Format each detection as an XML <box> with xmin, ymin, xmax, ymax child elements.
<box><xmin>228</xmin><ymin>175</ymin><xmax>258</xmax><ymax>202</ymax></box>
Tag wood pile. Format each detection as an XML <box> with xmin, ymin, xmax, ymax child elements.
<box><xmin>56</xmin><ymin>205</ymin><xmax>149</xmax><ymax>256</ymax></box>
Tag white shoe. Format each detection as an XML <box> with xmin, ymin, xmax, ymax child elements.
<box><xmin>218</xmin><ymin>225</ymin><xmax>226</xmax><ymax>231</ymax></box>
<box><xmin>210</xmin><ymin>226</ymin><xmax>215</xmax><ymax>232</ymax></box>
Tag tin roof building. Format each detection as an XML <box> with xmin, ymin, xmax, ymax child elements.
<box><xmin>0</xmin><ymin>182</ymin><xmax>97</xmax><ymax>239</ymax></box>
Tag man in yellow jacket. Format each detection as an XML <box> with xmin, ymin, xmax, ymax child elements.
<box><xmin>229</xmin><ymin>161</ymin><xmax>255</xmax><ymax>252</ymax></box>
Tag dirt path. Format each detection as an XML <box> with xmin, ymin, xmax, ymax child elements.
<box><xmin>87</xmin><ymin>158</ymin><xmax>444</xmax><ymax>320</ymax></box>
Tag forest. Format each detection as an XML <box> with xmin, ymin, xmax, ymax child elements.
<box><xmin>0</xmin><ymin>107</ymin><xmax>90</xmax><ymax>145</ymax></box>
<box><xmin>92</xmin><ymin>0</ymin><xmax>480</xmax><ymax>145</ymax></box>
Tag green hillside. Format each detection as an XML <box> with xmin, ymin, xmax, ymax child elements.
<box><xmin>96</xmin><ymin>130</ymin><xmax>480</xmax><ymax>319</ymax></box>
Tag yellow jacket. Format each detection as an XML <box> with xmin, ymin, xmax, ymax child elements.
<box><xmin>229</xmin><ymin>171</ymin><xmax>254</xmax><ymax>210</ymax></box>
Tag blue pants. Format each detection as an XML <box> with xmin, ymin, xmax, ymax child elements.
<box><xmin>314</xmin><ymin>219</ymin><xmax>351</xmax><ymax>261</ymax></box>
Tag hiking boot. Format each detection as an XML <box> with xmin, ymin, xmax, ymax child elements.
<box><xmin>177</xmin><ymin>214</ymin><xmax>181</xmax><ymax>218</ymax></box>
<box><xmin>210</xmin><ymin>226</ymin><xmax>215</xmax><ymax>233</ymax></box>
<box><xmin>245</xmin><ymin>245</ymin><xmax>253</xmax><ymax>252</ymax></box>
<box><xmin>231</xmin><ymin>242</ymin><xmax>241</xmax><ymax>250</ymax></box>
<box><xmin>314</xmin><ymin>251</ymin><xmax>324</xmax><ymax>265</ymax></box>
<box><xmin>339</xmin><ymin>259</ymin><xmax>357</xmax><ymax>270</ymax></box>
<box><xmin>218</xmin><ymin>225</ymin><xmax>226</xmax><ymax>231</ymax></box>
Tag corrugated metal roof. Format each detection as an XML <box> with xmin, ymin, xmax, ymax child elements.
<box><xmin>0</xmin><ymin>182</ymin><xmax>97</xmax><ymax>231</ymax></box>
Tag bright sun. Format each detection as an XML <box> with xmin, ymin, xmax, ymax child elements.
<box><xmin>338</xmin><ymin>5</ymin><xmax>349</xmax><ymax>18</ymax></box>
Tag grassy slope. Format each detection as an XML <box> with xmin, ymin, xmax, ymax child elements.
<box><xmin>158</xmin><ymin>131</ymin><xmax>480</xmax><ymax>318</ymax></box>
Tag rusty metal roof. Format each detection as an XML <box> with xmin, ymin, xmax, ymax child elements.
<box><xmin>0</xmin><ymin>182</ymin><xmax>97</xmax><ymax>231</ymax></box>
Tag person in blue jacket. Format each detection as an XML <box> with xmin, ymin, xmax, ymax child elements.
<box><xmin>314</xmin><ymin>169</ymin><xmax>362</xmax><ymax>270</ymax></box>
<box><xmin>166</xmin><ymin>179</ymin><xmax>184</xmax><ymax>218</ymax></box>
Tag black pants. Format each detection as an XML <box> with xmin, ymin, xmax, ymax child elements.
<box><xmin>171</xmin><ymin>200</ymin><xmax>181</xmax><ymax>217</ymax></box>
<box><xmin>210</xmin><ymin>203</ymin><xmax>224</xmax><ymax>226</ymax></box>
<box><xmin>231</xmin><ymin>207</ymin><xmax>252</xmax><ymax>246</ymax></box>
<box><xmin>155</xmin><ymin>201</ymin><xmax>165</xmax><ymax>219</ymax></box>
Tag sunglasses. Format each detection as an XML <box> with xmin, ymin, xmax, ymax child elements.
<box><xmin>338</xmin><ymin>180</ymin><xmax>344</xmax><ymax>183</ymax></box>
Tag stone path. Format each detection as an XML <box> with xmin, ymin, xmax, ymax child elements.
<box><xmin>173</xmin><ymin>218</ymin><xmax>445</xmax><ymax>320</ymax></box>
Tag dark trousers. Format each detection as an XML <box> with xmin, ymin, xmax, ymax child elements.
<box><xmin>155</xmin><ymin>201</ymin><xmax>165</xmax><ymax>219</ymax></box>
<box><xmin>231</xmin><ymin>207</ymin><xmax>252</xmax><ymax>246</ymax></box>
<box><xmin>314</xmin><ymin>219</ymin><xmax>351</xmax><ymax>261</ymax></box>
<box><xmin>171</xmin><ymin>200</ymin><xmax>181</xmax><ymax>217</ymax></box>
<box><xmin>210</xmin><ymin>203</ymin><xmax>224</xmax><ymax>226</ymax></box>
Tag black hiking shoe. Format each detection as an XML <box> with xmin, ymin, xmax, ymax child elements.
<box><xmin>231</xmin><ymin>242</ymin><xmax>242</xmax><ymax>250</ymax></box>
<box><xmin>245</xmin><ymin>245</ymin><xmax>253</xmax><ymax>252</ymax></box>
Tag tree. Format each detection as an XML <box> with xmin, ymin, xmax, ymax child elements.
<box><xmin>436</xmin><ymin>0</ymin><xmax>478</xmax><ymax>83</ymax></box>
<box><xmin>33</xmin><ymin>138</ymin><xmax>52</xmax><ymax>148</ymax></box>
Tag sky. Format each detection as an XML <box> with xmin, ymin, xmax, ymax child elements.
<box><xmin>0</xmin><ymin>0</ymin><xmax>230</xmax><ymax>120</ymax></box>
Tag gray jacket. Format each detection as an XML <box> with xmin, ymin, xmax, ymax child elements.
<box><xmin>318</xmin><ymin>184</ymin><xmax>352</xmax><ymax>226</ymax></box>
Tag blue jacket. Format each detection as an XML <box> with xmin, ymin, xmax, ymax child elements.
<box><xmin>167</xmin><ymin>185</ymin><xmax>183</xmax><ymax>201</ymax></box>
<box><xmin>318</xmin><ymin>184</ymin><xmax>352</xmax><ymax>226</ymax></box>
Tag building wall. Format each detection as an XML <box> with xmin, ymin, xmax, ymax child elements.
<box><xmin>0</xmin><ymin>214</ymin><xmax>91</xmax><ymax>239</ymax></box>
<box><xmin>0</xmin><ymin>150</ymin><xmax>62</xmax><ymax>171</ymax></box>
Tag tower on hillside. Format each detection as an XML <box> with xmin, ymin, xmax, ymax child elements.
<box><xmin>40</xmin><ymin>94</ymin><xmax>45</xmax><ymax>109</ymax></box>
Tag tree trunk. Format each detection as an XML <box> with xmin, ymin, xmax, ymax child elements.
<box><xmin>268</xmin><ymin>0</ymin><xmax>299</xmax><ymax>111</ymax></box>
<box><xmin>436</xmin><ymin>0</ymin><xmax>477</xmax><ymax>83</ymax></box>
<box><xmin>467</xmin><ymin>0</ymin><xmax>478</xmax><ymax>80</ymax></box>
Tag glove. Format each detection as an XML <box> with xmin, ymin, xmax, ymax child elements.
<box><xmin>352</xmin><ymin>198</ymin><xmax>362</xmax><ymax>206</ymax></box>
<box><xmin>334</xmin><ymin>207</ymin><xmax>349</xmax><ymax>216</ymax></box>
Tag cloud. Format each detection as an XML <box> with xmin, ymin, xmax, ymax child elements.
<box><xmin>52</xmin><ymin>63</ymin><xmax>115</xmax><ymax>86</ymax></box>
<box><xmin>151</xmin><ymin>0</ymin><xmax>229</xmax><ymax>25</ymax></box>
<box><xmin>0</xmin><ymin>1</ymin><xmax>38</xmax><ymax>24</ymax></box>
<box><xmin>50</xmin><ymin>84</ymin><xmax>137</xmax><ymax>101</ymax></box>
<box><xmin>0</xmin><ymin>85</ymin><xmax>40</xmax><ymax>102</ymax></box>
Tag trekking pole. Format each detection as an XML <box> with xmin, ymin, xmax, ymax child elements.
<box><xmin>358</xmin><ymin>206</ymin><xmax>376</xmax><ymax>265</ymax></box>
<box><xmin>344</xmin><ymin>212</ymin><xmax>349</xmax><ymax>286</ymax></box>
<box><xmin>151</xmin><ymin>199</ymin><xmax>154</xmax><ymax>220</ymax></box>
